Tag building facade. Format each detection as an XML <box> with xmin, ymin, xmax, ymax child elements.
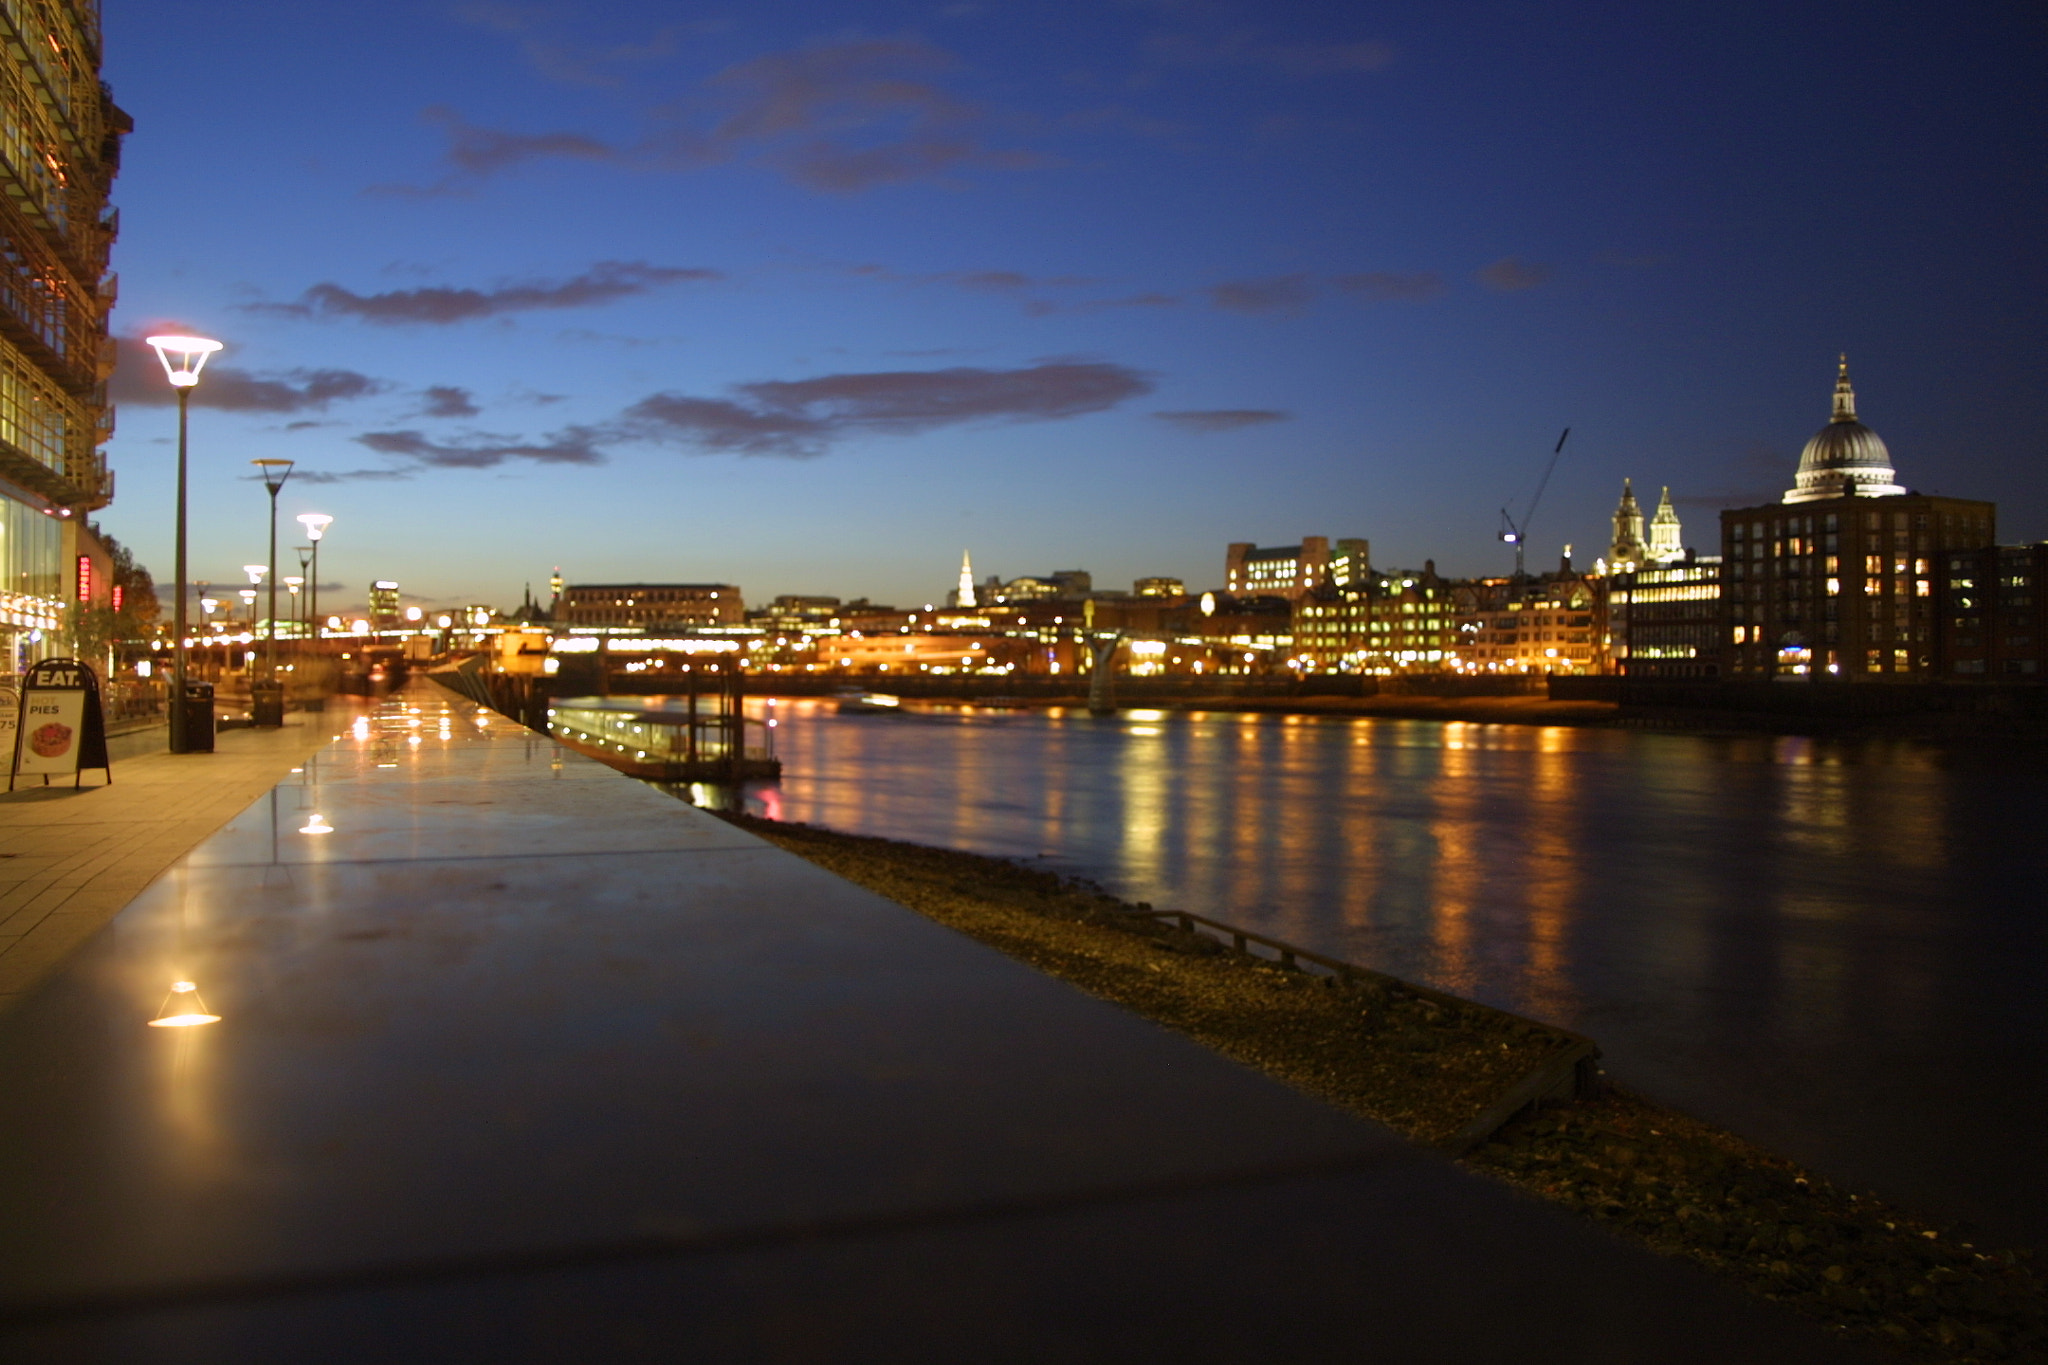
<box><xmin>560</xmin><ymin>583</ymin><xmax>745</xmax><ymax>630</ymax></box>
<box><xmin>1940</xmin><ymin>543</ymin><xmax>2045</xmax><ymax>680</ymax></box>
<box><xmin>1</xmin><ymin>1</ymin><xmax>125</xmax><ymax>671</ymax></box>
<box><xmin>1610</xmin><ymin>556</ymin><xmax>1723</xmax><ymax>678</ymax></box>
<box><xmin>1293</xmin><ymin>563</ymin><xmax>1454</xmax><ymax>673</ymax></box>
<box><xmin>1453</xmin><ymin>572</ymin><xmax>1607</xmax><ymax>674</ymax></box>
<box><xmin>1224</xmin><ymin>536</ymin><xmax>1369</xmax><ymax>601</ymax></box>
<box><xmin>1719</xmin><ymin>360</ymin><xmax>1994</xmax><ymax>679</ymax></box>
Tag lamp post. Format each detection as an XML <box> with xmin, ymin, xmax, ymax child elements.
<box><xmin>296</xmin><ymin>512</ymin><xmax>333</xmax><ymax>655</ymax></box>
<box><xmin>146</xmin><ymin>333</ymin><xmax>223</xmax><ymax>753</ymax></box>
<box><xmin>251</xmin><ymin>461</ymin><xmax>293</xmax><ymax>725</ymax></box>
<box><xmin>295</xmin><ymin>545</ymin><xmax>313</xmax><ymax>637</ymax></box>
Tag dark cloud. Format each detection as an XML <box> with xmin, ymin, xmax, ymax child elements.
<box><xmin>108</xmin><ymin>337</ymin><xmax>385</xmax><ymax>413</ymax></box>
<box><xmin>418</xmin><ymin>386</ymin><xmax>481</xmax><ymax>418</ymax></box>
<box><xmin>1333</xmin><ymin>271</ymin><xmax>1444</xmax><ymax>302</ymax></box>
<box><xmin>278</xmin><ymin>467</ymin><xmax>418</xmax><ymax>485</ymax></box>
<box><xmin>1145</xmin><ymin>32</ymin><xmax>1395</xmax><ymax>77</ymax></box>
<box><xmin>429</xmin><ymin>105</ymin><xmax>618</xmax><ymax>175</ymax></box>
<box><xmin>454</xmin><ymin>5</ymin><xmax>713</xmax><ymax>88</ymax></box>
<box><xmin>1476</xmin><ymin>256</ymin><xmax>1553</xmax><ymax>292</ymax></box>
<box><xmin>614</xmin><ymin>396</ymin><xmax>825</xmax><ymax>456</ymax></box>
<box><xmin>1152</xmin><ymin>408</ymin><xmax>1289</xmax><ymax>432</ymax></box>
<box><xmin>251</xmin><ymin>261</ymin><xmax>720</xmax><ymax>325</ymax></box>
<box><xmin>355</xmin><ymin>427</ymin><xmax>608</xmax><ymax>469</ymax></box>
<box><xmin>621</xmin><ymin>360</ymin><xmax>1152</xmax><ymax>457</ymax></box>
<box><xmin>400</xmin><ymin>39</ymin><xmax>1046</xmax><ymax>194</ymax></box>
<box><xmin>1207</xmin><ymin>274</ymin><xmax>1315</xmax><ymax>315</ymax></box>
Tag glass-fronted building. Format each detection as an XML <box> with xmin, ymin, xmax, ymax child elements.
<box><xmin>0</xmin><ymin>0</ymin><xmax>126</xmax><ymax>671</ymax></box>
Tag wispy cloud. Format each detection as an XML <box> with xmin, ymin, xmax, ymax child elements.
<box><xmin>248</xmin><ymin>261</ymin><xmax>720</xmax><ymax>324</ymax></box>
<box><xmin>1476</xmin><ymin>256</ymin><xmax>1553</xmax><ymax>292</ymax></box>
<box><xmin>354</xmin><ymin>427</ymin><xmax>609</xmax><ymax>469</ymax></box>
<box><xmin>417</xmin><ymin>386</ymin><xmax>481</xmax><ymax>418</ymax></box>
<box><xmin>109</xmin><ymin>337</ymin><xmax>386</xmax><ymax>413</ymax></box>
<box><xmin>392</xmin><ymin>38</ymin><xmax>1047</xmax><ymax>195</ymax></box>
<box><xmin>454</xmin><ymin>4</ymin><xmax>717</xmax><ymax>88</ymax></box>
<box><xmin>1153</xmin><ymin>409</ymin><xmax>1289</xmax><ymax>432</ymax></box>
<box><xmin>1333</xmin><ymin>271</ymin><xmax>1444</xmax><ymax>302</ymax></box>
<box><xmin>621</xmin><ymin>359</ymin><xmax>1152</xmax><ymax>457</ymax></box>
<box><xmin>1207</xmin><ymin>274</ymin><xmax>1315</xmax><ymax>315</ymax></box>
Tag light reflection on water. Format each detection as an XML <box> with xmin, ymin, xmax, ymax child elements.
<box><xmin>730</xmin><ymin>698</ymin><xmax>2048</xmax><ymax>1250</ymax></box>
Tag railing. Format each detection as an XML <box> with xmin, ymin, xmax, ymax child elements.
<box><xmin>1127</xmin><ymin>906</ymin><xmax>1601</xmax><ymax>1154</ymax></box>
<box><xmin>102</xmin><ymin>677</ymin><xmax>164</xmax><ymax>724</ymax></box>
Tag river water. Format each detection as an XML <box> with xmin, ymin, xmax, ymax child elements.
<box><xmin>720</xmin><ymin>698</ymin><xmax>2046</xmax><ymax>1251</ymax></box>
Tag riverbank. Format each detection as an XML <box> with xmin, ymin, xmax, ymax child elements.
<box><xmin>718</xmin><ymin>811</ymin><xmax>2045</xmax><ymax>1364</ymax></box>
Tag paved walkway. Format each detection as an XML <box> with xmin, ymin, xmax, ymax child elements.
<box><xmin>0</xmin><ymin>705</ymin><xmax>364</xmax><ymax>1012</ymax></box>
<box><xmin>0</xmin><ymin>682</ymin><xmax>1880</xmax><ymax>1362</ymax></box>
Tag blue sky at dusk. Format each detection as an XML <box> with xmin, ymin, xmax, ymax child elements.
<box><xmin>96</xmin><ymin>0</ymin><xmax>2044</xmax><ymax>615</ymax></box>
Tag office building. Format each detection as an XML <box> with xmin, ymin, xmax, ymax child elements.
<box><xmin>1720</xmin><ymin>359</ymin><xmax>1993</xmax><ymax>679</ymax></box>
<box><xmin>560</xmin><ymin>583</ymin><xmax>745</xmax><ymax>630</ymax></box>
<box><xmin>0</xmin><ymin>1</ymin><xmax>125</xmax><ymax>670</ymax></box>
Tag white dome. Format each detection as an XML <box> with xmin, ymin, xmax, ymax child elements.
<box><xmin>1784</xmin><ymin>357</ymin><xmax>1905</xmax><ymax>503</ymax></box>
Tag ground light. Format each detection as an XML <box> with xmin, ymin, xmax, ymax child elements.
<box><xmin>148</xmin><ymin>980</ymin><xmax>220</xmax><ymax>1028</ymax></box>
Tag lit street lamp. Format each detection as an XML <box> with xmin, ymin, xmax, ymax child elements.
<box><xmin>252</xmin><ymin>460</ymin><xmax>293</xmax><ymax>725</ymax></box>
<box><xmin>146</xmin><ymin>333</ymin><xmax>223</xmax><ymax>753</ymax></box>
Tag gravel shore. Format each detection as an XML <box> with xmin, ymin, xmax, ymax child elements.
<box><xmin>720</xmin><ymin>811</ymin><xmax>2045</xmax><ymax>1364</ymax></box>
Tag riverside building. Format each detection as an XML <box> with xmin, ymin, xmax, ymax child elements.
<box><xmin>560</xmin><ymin>583</ymin><xmax>745</xmax><ymax>631</ymax></box>
<box><xmin>1940</xmin><ymin>543</ymin><xmax>2045</xmax><ymax>679</ymax></box>
<box><xmin>1224</xmin><ymin>537</ymin><xmax>1369</xmax><ymax>601</ymax></box>
<box><xmin>1719</xmin><ymin>359</ymin><xmax>1994</xmax><ymax>679</ymax></box>
<box><xmin>0</xmin><ymin>0</ymin><xmax>126</xmax><ymax>671</ymax></box>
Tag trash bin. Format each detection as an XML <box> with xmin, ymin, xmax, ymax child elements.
<box><xmin>182</xmin><ymin>681</ymin><xmax>216</xmax><ymax>753</ymax></box>
<box><xmin>250</xmin><ymin>679</ymin><xmax>285</xmax><ymax>728</ymax></box>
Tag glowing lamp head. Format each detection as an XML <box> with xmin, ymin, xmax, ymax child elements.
<box><xmin>243</xmin><ymin>564</ymin><xmax>267</xmax><ymax>584</ymax></box>
<box><xmin>144</xmin><ymin>334</ymin><xmax>224</xmax><ymax>389</ymax></box>
<box><xmin>296</xmin><ymin>512</ymin><xmax>333</xmax><ymax>542</ymax></box>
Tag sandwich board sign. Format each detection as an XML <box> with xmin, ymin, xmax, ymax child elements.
<box><xmin>9</xmin><ymin>658</ymin><xmax>111</xmax><ymax>790</ymax></box>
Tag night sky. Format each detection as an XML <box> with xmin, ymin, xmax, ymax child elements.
<box><xmin>96</xmin><ymin>1</ymin><xmax>2045</xmax><ymax>616</ymax></box>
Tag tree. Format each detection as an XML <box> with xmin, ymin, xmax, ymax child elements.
<box><xmin>103</xmin><ymin>533</ymin><xmax>160</xmax><ymax>635</ymax></box>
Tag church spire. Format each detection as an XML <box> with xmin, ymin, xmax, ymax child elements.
<box><xmin>1832</xmin><ymin>353</ymin><xmax>1858</xmax><ymax>424</ymax></box>
<box><xmin>956</xmin><ymin>550</ymin><xmax>977</xmax><ymax>609</ymax></box>
<box><xmin>1609</xmin><ymin>479</ymin><xmax>1646</xmax><ymax>570</ymax></box>
<box><xmin>1647</xmin><ymin>485</ymin><xmax>1683</xmax><ymax>563</ymax></box>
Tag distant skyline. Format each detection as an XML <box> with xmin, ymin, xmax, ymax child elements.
<box><xmin>96</xmin><ymin>1</ymin><xmax>2045</xmax><ymax>614</ymax></box>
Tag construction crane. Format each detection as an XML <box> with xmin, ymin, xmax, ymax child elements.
<box><xmin>1497</xmin><ymin>427</ymin><xmax>1571</xmax><ymax>579</ymax></box>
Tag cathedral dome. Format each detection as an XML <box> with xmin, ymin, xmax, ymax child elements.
<box><xmin>1784</xmin><ymin>357</ymin><xmax>1905</xmax><ymax>503</ymax></box>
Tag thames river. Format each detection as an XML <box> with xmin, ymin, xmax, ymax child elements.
<box><xmin>721</xmin><ymin>698</ymin><xmax>2048</xmax><ymax>1252</ymax></box>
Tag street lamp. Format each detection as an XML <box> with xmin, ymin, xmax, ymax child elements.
<box><xmin>251</xmin><ymin>459</ymin><xmax>293</xmax><ymax>725</ymax></box>
<box><xmin>146</xmin><ymin>333</ymin><xmax>223</xmax><ymax>753</ymax></box>
<box><xmin>296</xmin><ymin>512</ymin><xmax>333</xmax><ymax>651</ymax></box>
<box><xmin>295</xmin><ymin>545</ymin><xmax>313</xmax><ymax>638</ymax></box>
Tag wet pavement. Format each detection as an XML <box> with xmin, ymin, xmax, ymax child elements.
<box><xmin>0</xmin><ymin>684</ymin><xmax>1879</xmax><ymax>1361</ymax></box>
